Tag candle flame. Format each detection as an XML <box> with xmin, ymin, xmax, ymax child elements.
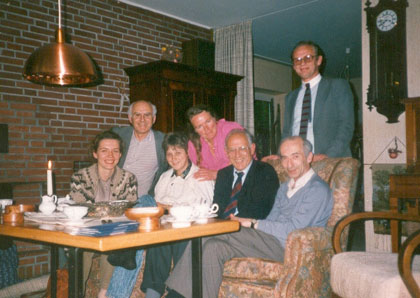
<box><xmin>48</xmin><ymin>160</ymin><xmax>52</xmax><ymax>170</ymax></box>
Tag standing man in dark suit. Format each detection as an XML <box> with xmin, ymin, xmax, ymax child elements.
<box><xmin>282</xmin><ymin>40</ymin><xmax>354</xmax><ymax>161</ymax></box>
<box><xmin>112</xmin><ymin>100</ymin><xmax>167</xmax><ymax>196</ymax></box>
<box><xmin>214</xmin><ymin>129</ymin><xmax>279</xmax><ymax>220</ymax></box>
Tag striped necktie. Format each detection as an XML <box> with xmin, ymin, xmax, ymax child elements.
<box><xmin>223</xmin><ymin>171</ymin><xmax>244</xmax><ymax>219</ymax></box>
<box><xmin>299</xmin><ymin>83</ymin><xmax>312</xmax><ymax>138</ymax></box>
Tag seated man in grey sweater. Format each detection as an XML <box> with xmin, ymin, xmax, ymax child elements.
<box><xmin>165</xmin><ymin>136</ymin><xmax>333</xmax><ymax>298</ymax></box>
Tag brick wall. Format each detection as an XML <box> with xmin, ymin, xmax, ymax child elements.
<box><xmin>1</xmin><ymin>0</ymin><xmax>211</xmax><ymax>280</ymax></box>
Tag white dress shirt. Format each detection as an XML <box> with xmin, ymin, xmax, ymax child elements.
<box><xmin>292</xmin><ymin>74</ymin><xmax>322</xmax><ymax>152</ymax></box>
<box><xmin>287</xmin><ymin>168</ymin><xmax>315</xmax><ymax>198</ymax></box>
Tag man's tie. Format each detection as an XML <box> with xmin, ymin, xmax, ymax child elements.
<box><xmin>299</xmin><ymin>83</ymin><xmax>312</xmax><ymax>138</ymax></box>
<box><xmin>223</xmin><ymin>172</ymin><xmax>244</xmax><ymax>219</ymax></box>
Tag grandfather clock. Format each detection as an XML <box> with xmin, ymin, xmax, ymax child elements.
<box><xmin>365</xmin><ymin>0</ymin><xmax>408</xmax><ymax>123</ymax></box>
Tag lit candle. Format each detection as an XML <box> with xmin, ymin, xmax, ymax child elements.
<box><xmin>47</xmin><ymin>160</ymin><xmax>53</xmax><ymax>196</ymax></box>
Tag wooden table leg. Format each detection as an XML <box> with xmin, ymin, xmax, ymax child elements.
<box><xmin>192</xmin><ymin>237</ymin><xmax>202</xmax><ymax>298</ymax></box>
<box><xmin>50</xmin><ymin>245</ymin><xmax>58</xmax><ymax>298</ymax></box>
<box><xmin>67</xmin><ymin>247</ymin><xmax>84</xmax><ymax>298</ymax></box>
<box><xmin>390</xmin><ymin>196</ymin><xmax>401</xmax><ymax>253</ymax></box>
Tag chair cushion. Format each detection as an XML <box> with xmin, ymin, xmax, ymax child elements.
<box><xmin>331</xmin><ymin>252</ymin><xmax>420</xmax><ymax>298</ymax></box>
<box><xmin>219</xmin><ymin>276</ymin><xmax>277</xmax><ymax>298</ymax></box>
<box><xmin>223</xmin><ymin>257</ymin><xmax>284</xmax><ymax>280</ymax></box>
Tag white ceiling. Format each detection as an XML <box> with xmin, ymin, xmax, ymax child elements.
<box><xmin>121</xmin><ymin>0</ymin><xmax>361</xmax><ymax>78</ymax></box>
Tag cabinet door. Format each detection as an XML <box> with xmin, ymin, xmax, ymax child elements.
<box><xmin>171</xmin><ymin>89</ymin><xmax>195</xmax><ymax>132</ymax></box>
<box><xmin>204</xmin><ymin>89</ymin><xmax>234</xmax><ymax>121</ymax></box>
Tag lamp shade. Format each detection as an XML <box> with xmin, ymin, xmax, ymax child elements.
<box><xmin>23</xmin><ymin>29</ymin><xmax>99</xmax><ymax>87</ymax></box>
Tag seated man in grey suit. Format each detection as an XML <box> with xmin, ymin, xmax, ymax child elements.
<box><xmin>112</xmin><ymin>100</ymin><xmax>167</xmax><ymax>196</ymax></box>
<box><xmin>165</xmin><ymin>136</ymin><xmax>333</xmax><ymax>298</ymax></box>
<box><xmin>282</xmin><ymin>40</ymin><xmax>354</xmax><ymax>161</ymax></box>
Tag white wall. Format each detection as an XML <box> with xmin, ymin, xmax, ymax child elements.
<box><xmin>362</xmin><ymin>0</ymin><xmax>420</xmax><ymax>251</ymax></box>
<box><xmin>254</xmin><ymin>56</ymin><xmax>292</xmax><ymax>93</ymax></box>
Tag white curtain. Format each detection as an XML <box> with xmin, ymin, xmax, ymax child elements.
<box><xmin>214</xmin><ymin>20</ymin><xmax>254</xmax><ymax>133</ymax></box>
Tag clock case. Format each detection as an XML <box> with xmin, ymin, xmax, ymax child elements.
<box><xmin>365</xmin><ymin>0</ymin><xmax>408</xmax><ymax>123</ymax></box>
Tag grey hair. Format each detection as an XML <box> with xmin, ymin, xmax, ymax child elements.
<box><xmin>279</xmin><ymin>136</ymin><xmax>313</xmax><ymax>157</ymax></box>
<box><xmin>127</xmin><ymin>101</ymin><xmax>157</xmax><ymax>117</ymax></box>
<box><xmin>224</xmin><ymin>128</ymin><xmax>254</xmax><ymax>148</ymax></box>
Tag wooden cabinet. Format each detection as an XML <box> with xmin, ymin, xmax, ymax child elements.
<box><xmin>124</xmin><ymin>61</ymin><xmax>243</xmax><ymax>133</ymax></box>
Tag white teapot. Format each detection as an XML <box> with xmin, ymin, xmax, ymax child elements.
<box><xmin>39</xmin><ymin>195</ymin><xmax>57</xmax><ymax>215</ymax></box>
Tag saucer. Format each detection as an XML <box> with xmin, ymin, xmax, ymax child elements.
<box><xmin>25</xmin><ymin>212</ymin><xmax>67</xmax><ymax>220</ymax></box>
<box><xmin>171</xmin><ymin>221</ymin><xmax>192</xmax><ymax>228</ymax></box>
<box><xmin>194</xmin><ymin>213</ymin><xmax>217</xmax><ymax>224</ymax></box>
<box><xmin>165</xmin><ymin>217</ymin><xmax>193</xmax><ymax>228</ymax></box>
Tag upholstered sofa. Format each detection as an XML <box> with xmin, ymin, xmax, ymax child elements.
<box><xmin>87</xmin><ymin>157</ymin><xmax>360</xmax><ymax>297</ymax></box>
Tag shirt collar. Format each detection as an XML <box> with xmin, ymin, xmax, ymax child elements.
<box><xmin>171</xmin><ymin>161</ymin><xmax>192</xmax><ymax>179</ymax></box>
<box><xmin>288</xmin><ymin>168</ymin><xmax>315</xmax><ymax>190</ymax></box>
<box><xmin>95</xmin><ymin>163</ymin><xmax>118</xmax><ymax>183</ymax></box>
<box><xmin>132</xmin><ymin>130</ymin><xmax>152</xmax><ymax>143</ymax></box>
<box><xmin>302</xmin><ymin>74</ymin><xmax>322</xmax><ymax>89</ymax></box>
<box><xmin>233</xmin><ymin>160</ymin><xmax>253</xmax><ymax>177</ymax></box>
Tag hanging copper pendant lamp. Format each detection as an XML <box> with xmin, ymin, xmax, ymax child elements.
<box><xmin>23</xmin><ymin>0</ymin><xmax>99</xmax><ymax>87</ymax></box>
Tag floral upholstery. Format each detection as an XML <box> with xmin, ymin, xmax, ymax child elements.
<box><xmin>219</xmin><ymin>157</ymin><xmax>360</xmax><ymax>298</ymax></box>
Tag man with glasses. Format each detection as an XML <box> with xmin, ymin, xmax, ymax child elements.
<box><xmin>112</xmin><ymin>100</ymin><xmax>167</xmax><ymax>196</ymax></box>
<box><xmin>282</xmin><ymin>40</ymin><xmax>354</xmax><ymax>161</ymax></box>
<box><xmin>213</xmin><ymin>129</ymin><xmax>279</xmax><ymax>221</ymax></box>
<box><xmin>165</xmin><ymin>136</ymin><xmax>333</xmax><ymax>298</ymax></box>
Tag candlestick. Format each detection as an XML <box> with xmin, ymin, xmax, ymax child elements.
<box><xmin>47</xmin><ymin>160</ymin><xmax>53</xmax><ymax>196</ymax></box>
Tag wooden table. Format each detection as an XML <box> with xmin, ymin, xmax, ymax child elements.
<box><xmin>0</xmin><ymin>219</ymin><xmax>240</xmax><ymax>297</ymax></box>
<box><xmin>389</xmin><ymin>174</ymin><xmax>420</xmax><ymax>252</ymax></box>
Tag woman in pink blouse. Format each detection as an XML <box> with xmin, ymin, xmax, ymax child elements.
<box><xmin>187</xmin><ymin>105</ymin><xmax>243</xmax><ymax>181</ymax></box>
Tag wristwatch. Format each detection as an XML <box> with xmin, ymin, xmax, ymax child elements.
<box><xmin>250</xmin><ymin>219</ymin><xmax>258</xmax><ymax>229</ymax></box>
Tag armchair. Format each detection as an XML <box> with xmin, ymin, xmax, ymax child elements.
<box><xmin>331</xmin><ymin>212</ymin><xmax>420</xmax><ymax>298</ymax></box>
<box><xmin>218</xmin><ymin>157</ymin><xmax>360</xmax><ymax>298</ymax></box>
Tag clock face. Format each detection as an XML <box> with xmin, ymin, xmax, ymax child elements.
<box><xmin>376</xmin><ymin>9</ymin><xmax>397</xmax><ymax>32</ymax></box>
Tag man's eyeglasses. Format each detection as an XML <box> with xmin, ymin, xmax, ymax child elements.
<box><xmin>292</xmin><ymin>54</ymin><xmax>315</xmax><ymax>66</ymax></box>
<box><xmin>226</xmin><ymin>146</ymin><xmax>249</xmax><ymax>156</ymax></box>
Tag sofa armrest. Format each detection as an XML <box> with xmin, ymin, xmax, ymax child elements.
<box><xmin>332</xmin><ymin>211</ymin><xmax>420</xmax><ymax>253</ymax></box>
<box><xmin>274</xmin><ymin>227</ymin><xmax>335</xmax><ymax>297</ymax></box>
<box><xmin>400</xmin><ymin>229</ymin><xmax>420</xmax><ymax>298</ymax></box>
<box><xmin>283</xmin><ymin>226</ymin><xmax>333</xmax><ymax>263</ymax></box>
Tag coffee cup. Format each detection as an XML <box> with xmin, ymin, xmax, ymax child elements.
<box><xmin>195</xmin><ymin>203</ymin><xmax>219</xmax><ymax>218</ymax></box>
<box><xmin>63</xmin><ymin>206</ymin><xmax>88</xmax><ymax>221</ymax></box>
<box><xmin>170</xmin><ymin>206</ymin><xmax>194</xmax><ymax>222</ymax></box>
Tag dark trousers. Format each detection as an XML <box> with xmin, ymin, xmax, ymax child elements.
<box><xmin>141</xmin><ymin>240</ymin><xmax>189</xmax><ymax>295</ymax></box>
